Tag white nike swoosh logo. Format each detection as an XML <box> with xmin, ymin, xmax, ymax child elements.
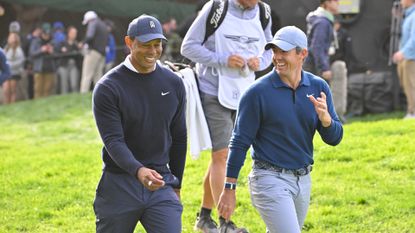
<box><xmin>306</xmin><ymin>94</ymin><xmax>314</xmax><ymax>98</ymax></box>
<box><xmin>161</xmin><ymin>92</ymin><xmax>170</xmax><ymax>96</ymax></box>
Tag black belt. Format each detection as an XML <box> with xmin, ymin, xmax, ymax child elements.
<box><xmin>253</xmin><ymin>160</ymin><xmax>312</xmax><ymax>177</ymax></box>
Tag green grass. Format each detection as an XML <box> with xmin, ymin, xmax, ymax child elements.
<box><xmin>0</xmin><ymin>94</ymin><xmax>414</xmax><ymax>233</ymax></box>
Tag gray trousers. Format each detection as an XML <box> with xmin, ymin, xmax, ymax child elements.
<box><xmin>57</xmin><ymin>60</ymin><xmax>79</xmax><ymax>94</ymax></box>
<box><xmin>248</xmin><ymin>168</ymin><xmax>311</xmax><ymax>233</ymax></box>
<box><xmin>93</xmin><ymin>171</ymin><xmax>183</xmax><ymax>233</ymax></box>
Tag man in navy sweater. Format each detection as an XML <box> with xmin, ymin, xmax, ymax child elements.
<box><xmin>92</xmin><ymin>14</ymin><xmax>187</xmax><ymax>233</ymax></box>
<box><xmin>218</xmin><ymin>26</ymin><xmax>343</xmax><ymax>233</ymax></box>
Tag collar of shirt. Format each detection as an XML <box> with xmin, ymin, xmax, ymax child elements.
<box><xmin>271</xmin><ymin>70</ymin><xmax>311</xmax><ymax>89</ymax></box>
<box><xmin>123</xmin><ymin>55</ymin><xmax>156</xmax><ymax>74</ymax></box>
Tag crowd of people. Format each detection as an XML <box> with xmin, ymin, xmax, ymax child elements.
<box><xmin>1</xmin><ymin>0</ymin><xmax>412</xmax><ymax>232</ymax></box>
<box><xmin>0</xmin><ymin>11</ymin><xmax>118</xmax><ymax>104</ymax></box>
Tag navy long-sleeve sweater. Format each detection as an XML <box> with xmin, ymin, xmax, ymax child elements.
<box><xmin>92</xmin><ymin>63</ymin><xmax>187</xmax><ymax>187</ymax></box>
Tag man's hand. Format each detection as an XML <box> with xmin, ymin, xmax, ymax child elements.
<box><xmin>393</xmin><ymin>51</ymin><xmax>404</xmax><ymax>64</ymax></box>
<box><xmin>227</xmin><ymin>55</ymin><xmax>246</xmax><ymax>69</ymax></box>
<box><xmin>217</xmin><ymin>189</ymin><xmax>236</xmax><ymax>221</ymax></box>
<box><xmin>308</xmin><ymin>92</ymin><xmax>332</xmax><ymax>127</ymax></box>
<box><xmin>137</xmin><ymin>167</ymin><xmax>165</xmax><ymax>191</ymax></box>
<box><xmin>247</xmin><ymin>57</ymin><xmax>260</xmax><ymax>71</ymax></box>
<box><xmin>321</xmin><ymin>70</ymin><xmax>332</xmax><ymax>81</ymax></box>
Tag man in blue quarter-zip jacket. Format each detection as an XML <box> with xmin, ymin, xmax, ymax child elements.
<box><xmin>218</xmin><ymin>26</ymin><xmax>343</xmax><ymax>233</ymax></box>
<box><xmin>92</xmin><ymin>14</ymin><xmax>187</xmax><ymax>233</ymax></box>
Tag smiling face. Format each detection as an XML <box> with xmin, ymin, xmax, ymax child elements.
<box><xmin>272</xmin><ymin>46</ymin><xmax>308</xmax><ymax>80</ymax></box>
<box><xmin>125</xmin><ymin>36</ymin><xmax>162</xmax><ymax>73</ymax></box>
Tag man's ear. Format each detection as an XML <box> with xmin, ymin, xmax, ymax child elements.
<box><xmin>301</xmin><ymin>48</ymin><xmax>308</xmax><ymax>59</ymax></box>
<box><xmin>124</xmin><ymin>36</ymin><xmax>132</xmax><ymax>49</ymax></box>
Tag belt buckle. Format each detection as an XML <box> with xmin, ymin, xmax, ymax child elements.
<box><xmin>294</xmin><ymin>165</ymin><xmax>312</xmax><ymax>176</ymax></box>
<box><xmin>294</xmin><ymin>168</ymin><xmax>307</xmax><ymax>176</ymax></box>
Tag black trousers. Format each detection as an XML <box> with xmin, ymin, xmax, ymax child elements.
<box><xmin>93</xmin><ymin>171</ymin><xmax>183</xmax><ymax>233</ymax></box>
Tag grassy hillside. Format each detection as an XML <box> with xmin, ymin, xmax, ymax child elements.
<box><xmin>0</xmin><ymin>94</ymin><xmax>414</xmax><ymax>233</ymax></box>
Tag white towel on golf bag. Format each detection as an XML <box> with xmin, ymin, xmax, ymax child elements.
<box><xmin>177</xmin><ymin>67</ymin><xmax>212</xmax><ymax>159</ymax></box>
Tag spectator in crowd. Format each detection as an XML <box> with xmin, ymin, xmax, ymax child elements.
<box><xmin>104</xmin><ymin>19</ymin><xmax>116</xmax><ymax>73</ymax></box>
<box><xmin>218</xmin><ymin>26</ymin><xmax>343</xmax><ymax>233</ymax></box>
<box><xmin>0</xmin><ymin>47</ymin><xmax>11</xmax><ymax>87</ymax></box>
<box><xmin>52</xmin><ymin>21</ymin><xmax>66</xmax><ymax>46</ymax></box>
<box><xmin>393</xmin><ymin>0</ymin><xmax>415</xmax><ymax>119</ymax></box>
<box><xmin>29</xmin><ymin>22</ymin><xmax>56</xmax><ymax>98</ymax></box>
<box><xmin>23</xmin><ymin>25</ymin><xmax>42</xmax><ymax>99</ymax></box>
<box><xmin>3</xmin><ymin>32</ymin><xmax>25</xmax><ymax>104</ymax></box>
<box><xmin>56</xmin><ymin>26</ymin><xmax>82</xmax><ymax>94</ymax></box>
<box><xmin>80</xmin><ymin>10</ymin><xmax>109</xmax><ymax>93</ymax></box>
<box><xmin>181</xmin><ymin>0</ymin><xmax>273</xmax><ymax>232</ymax></box>
<box><xmin>92</xmin><ymin>14</ymin><xmax>187</xmax><ymax>233</ymax></box>
<box><xmin>23</xmin><ymin>25</ymin><xmax>42</xmax><ymax>56</ymax></box>
<box><xmin>304</xmin><ymin>0</ymin><xmax>340</xmax><ymax>82</ymax></box>
<box><xmin>160</xmin><ymin>17</ymin><xmax>183</xmax><ymax>63</ymax></box>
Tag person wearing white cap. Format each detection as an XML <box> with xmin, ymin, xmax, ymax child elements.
<box><xmin>92</xmin><ymin>14</ymin><xmax>186</xmax><ymax>233</ymax></box>
<box><xmin>82</xmin><ymin>11</ymin><xmax>98</xmax><ymax>25</ymax></box>
<box><xmin>218</xmin><ymin>26</ymin><xmax>343</xmax><ymax>233</ymax></box>
<box><xmin>80</xmin><ymin>10</ymin><xmax>108</xmax><ymax>93</ymax></box>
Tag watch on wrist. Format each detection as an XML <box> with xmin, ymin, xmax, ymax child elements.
<box><xmin>224</xmin><ymin>182</ymin><xmax>237</xmax><ymax>190</ymax></box>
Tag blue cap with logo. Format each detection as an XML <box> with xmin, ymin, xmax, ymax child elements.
<box><xmin>265</xmin><ymin>26</ymin><xmax>308</xmax><ymax>51</ymax></box>
<box><xmin>127</xmin><ymin>14</ymin><xmax>167</xmax><ymax>43</ymax></box>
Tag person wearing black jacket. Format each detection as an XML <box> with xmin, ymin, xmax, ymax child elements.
<box><xmin>56</xmin><ymin>26</ymin><xmax>82</xmax><ymax>94</ymax></box>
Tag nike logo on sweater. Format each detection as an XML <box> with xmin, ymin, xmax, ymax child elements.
<box><xmin>306</xmin><ymin>94</ymin><xmax>314</xmax><ymax>98</ymax></box>
<box><xmin>161</xmin><ymin>91</ymin><xmax>170</xmax><ymax>96</ymax></box>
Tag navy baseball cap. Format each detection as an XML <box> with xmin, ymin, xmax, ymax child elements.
<box><xmin>127</xmin><ymin>14</ymin><xmax>167</xmax><ymax>43</ymax></box>
<box><xmin>265</xmin><ymin>26</ymin><xmax>308</xmax><ymax>51</ymax></box>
